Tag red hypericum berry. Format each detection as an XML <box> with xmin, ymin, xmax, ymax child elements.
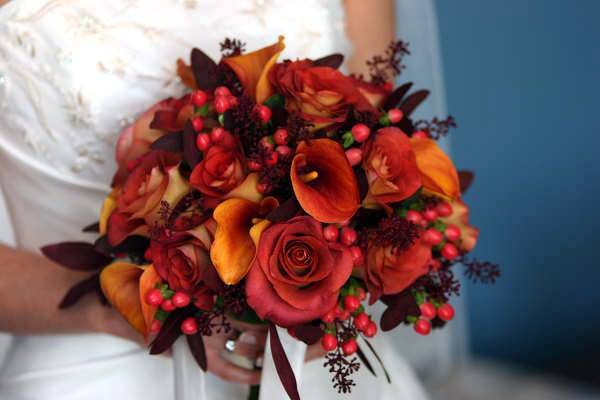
<box><xmin>264</xmin><ymin>150</ymin><xmax>278</xmax><ymax>166</ymax></box>
<box><xmin>191</xmin><ymin>90</ymin><xmax>208</xmax><ymax>107</ymax></box>
<box><xmin>322</xmin><ymin>309</ymin><xmax>336</xmax><ymax>323</ymax></box>
<box><xmin>423</xmin><ymin>228</ymin><xmax>444</xmax><ymax>246</ymax></box>
<box><xmin>257</xmin><ymin>105</ymin><xmax>272</xmax><ymax>122</ymax></box>
<box><xmin>335</xmin><ymin>305</ymin><xmax>350</xmax><ymax>321</ymax></box>
<box><xmin>353</xmin><ymin>312</ymin><xmax>369</xmax><ymax>331</ymax></box>
<box><xmin>436</xmin><ymin>201</ymin><xmax>453</xmax><ymax>217</ymax></box>
<box><xmin>144</xmin><ymin>248</ymin><xmax>153</xmax><ymax>262</ymax></box>
<box><xmin>273</xmin><ymin>128</ymin><xmax>289</xmax><ymax>145</ymax></box>
<box><xmin>214</xmin><ymin>86</ymin><xmax>231</xmax><ymax>97</ymax></box>
<box><xmin>341</xmin><ymin>339</ymin><xmax>358</xmax><ymax>356</ymax></box>
<box><xmin>405</xmin><ymin>210</ymin><xmax>422</xmax><ymax>225</ymax></box>
<box><xmin>444</xmin><ymin>224</ymin><xmax>461</xmax><ymax>242</ymax></box>
<box><xmin>430</xmin><ymin>258</ymin><xmax>442</xmax><ymax>271</ymax></box>
<box><xmin>351</xmin><ymin>123</ymin><xmax>370</xmax><ymax>142</ymax></box>
<box><xmin>323</xmin><ymin>225</ymin><xmax>339</xmax><ymax>242</ymax></box>
<box><xmin>214</xmin><ymin>96</ymin><xmax>230</xmax><ymax>113</ymax></box>
<box><xmin>247</xmin><ymin>160</ymin><xmax>263</xmax><ymax>171</ymax></box>
<box><xmin>437</xmin><ymin>303</ymin><xmax>455</xmax><ymax>321</ymax></box>
<box><xmin>422</xmin><ymin>208</ymin><xmax>438</xmax><ymax>222</ymax></box>
<box><xmin>321</xmin><ymin>333</ymin><xmax>338</xmax><ymax>352</ymax></box>
<box><xmin>387</xmin><ymin>108</ymin><xmax>404</xmax><ymax>124</ymax></box>
<box><xmin>191</xmin><ymin>117</ymin><xmax>204</xmax><ymax>132</ymax></box>
<box><xmin>349</xmin><ymin>246</ymin><xmax>363</xmax><ymax>265</ymax></box>
<box><xmin>257</xmin><ymin>182</ymin><xmax>271</xmax><ymax>194</ymax></box>
<box><xmin>383</xmin><ymin>82</ymin><xmax>394</xmax><ymax>91</ymax></box>
<box><xmin>259</xmin><ymin>136</ymin><xmax>275</xmax><ymax>151</ymax></box>
<box><xmin>419</xmin><ymin>302</ymin><xmax>437</xmax><ymax>320</ymax></box>
<box><xmin>363</xmin><ymin>321</ymin><xmax>378</xmax><ymax>338</ymax></box>
<box><xmin>345</xmin><ymin>148</ymin><xmax>362</xmax><ymax>166</ymax></box>
<box><xmin>343</xmin><ymin>295</ymin><xmax>360</xmax><ymax>312</ymax></box>
<box><xmin>356</xmin><ymin>287</ymin><xmax>367</xmax><ymax>301</ymax></box>
<box><xmin>227</xmin><ymin>95</ymin><xmax>238</xmax><ymax>107</ymax></box>
<box><xmin>210</xmin><ymin>127</ymin><xmax>226</xmax><ymax>143</ymax></box>
<box><xmin>340</xmin><ymin>227</ymin><xmax>357</xmax><ymax>246</ymax></box>
<box><xmin>150</xmin><ymin>319</ymin><xmax>162</xmax><ymax>333</ymax></box>
<box><xmin>275</xmin><ymin>145</ymin><xmax>292</xmax><ymax>159</ymax></box>
<box><xmin>441</xmin><ymin>242</ymin><xmax>459</xmax><ymax>260</ymax></box>
<box><xmin>196</xmin><ymin>133</ymin><xmax>211</xmax><ymax>151</ymax></box>
<box><xmin>172</xmin><ymin>292</ymin><xmax>191</xmax><ymax>308</ymax></box>
<box><xmin>412</xmin><ymin>130</ymin><xmax>429</xmax><ymax>139</ymax></box>
<box><xmin>181</xmin><ymin>317</ymin><xmax>198</xmax><ymax>335</ymax></box>
<box><xmin>414</xmin><ymin>319</ymin><xmax>431</xmax><ymax>335</ymax></box>
<box><xmin>161</xmin><ymin>299</ymin><xmax>176</xmax><ymax>312</ymax></box>
<box><xmin>145</xmin><ymin>289</ymin><xmax>163</xmax><ymax>307</ymax></box>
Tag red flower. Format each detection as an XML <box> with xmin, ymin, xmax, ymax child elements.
<box><xmin>362</xmin><ymin>127</ymin><xmax>422</xmax><ymax>205</ymax></box>
<box><xmin>189</xmin><ymin>134</ymin><xmax>246</xmax><ymax>199</ymax></box>
<box><xmin>269</xmin><ymin>60</ymin><xmax>374</xmax><ymax>126</ymax></box>
<box><xmin>246</xmin><ymin>216</ymin><xmax>353</xmax><ymax>327</ymax></box>
<box><xmin>364</xmin><ymin>238</ymin><xmax>431</xmax><ymax>304</ymax></box>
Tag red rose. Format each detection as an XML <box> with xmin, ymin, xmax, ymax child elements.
<box><xmin>269</xmin><ymin>60</ymin><xmax>374</xmax><ymax>126</ymax></box>
<box><xmin>362</xmin><ymin>127</ymin><xmax>422</xmax><ymax>205</ymax></box>
<box><xmin>365</xmin><ymin>238</ymin><xmax>431</xmax><ymax>304</ymax></box>
<box><xmin>189</xmin><ymin>134</ymin><xmax>246</xmax><ymax>198</ymax></box>
<box><xmin>150</xmin><ymin>230</ymin><xmax>215</xmax><ymax>310</ymax></box>
<box><xmin>107</xmin><ymin>150</ymin><xmax>189</xmax><ymax>246</ymax></box>
<box><xmin>114</xmin><ymin>95</ymin><xmax>193</xmax><ymax>186</ymax></box>
<box><xmin>246</xmin><ymin>216</ymin><xmax>353</xmax><ymax>327</ymax></box>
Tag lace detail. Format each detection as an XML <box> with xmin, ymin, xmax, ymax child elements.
<box><xmin>0</xmin><ymin>0</ymin><xmax>351</xmax><ymax>183</ymax></box>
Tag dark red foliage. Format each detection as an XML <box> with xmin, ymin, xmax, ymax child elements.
<box><xmin>41</xmin><ymin>242</ymin><xmax>113</xmax><ymax>271</ymax></box>
<box><xmin>463</xmin><ymin>258</ymin><xmax>501</xmax><ymax>284</ymax></box>
<box><xmin>365</xmin><ymin>40</ymin><xmax>411</xmax><ymax>85</ymax></box>
<box><xmin>219</xmin><ymin>38</ymin><xmax>246</xmax><ymax>57</ymax></box>
<box><xmin>413</xmin><ymin>116</ymin><xmax>457</xmax><ymax>140</ymax></box>
<box><xmin>358</xmin><ymin>216</ymin><xmax>421</xmax><ymax>252</ymax></box>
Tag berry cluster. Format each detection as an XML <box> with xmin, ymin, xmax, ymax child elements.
<box><xmin>145</xmin><ymin>284</ymin><xmax>194</xmax><ymax>333</ymax></box>
<box><xmin>413</xmin><ymin>298</ymin><xmax>455</xmax><ymax>336</ymax></box>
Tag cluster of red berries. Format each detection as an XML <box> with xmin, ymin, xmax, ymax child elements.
<box><xmin>322</xmin><ymin>224</ymin><xmax>362</xmax><ymax>266</ymax></box>
<box><xmin>320</xmin><ymin>289</ymin><xmax>378</xmax><ymax>356</ymax></box>
<box><xmin>404</xmin><ymin>201</ymin><xmax>461</xmax><ymax>261</ymax></box>
<box><xmin>250</xmin><ymin>127</ymin><xmax>291</xmax><ymax>172</ymax></box>
<box><xmin>145</xmin><ymin>286</ymin><xmax>195</xmax><ymax>334</ymax></box>
<box><xmin>413</xmin><ymin>302</ymin><xmax>455</xmax><ymax>336</ymax></box>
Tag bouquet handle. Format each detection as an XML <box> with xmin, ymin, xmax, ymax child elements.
<box><xmin>173</xmin><ymin>336</ymin><xmax>207</xmax><ymax>400</ymax></box>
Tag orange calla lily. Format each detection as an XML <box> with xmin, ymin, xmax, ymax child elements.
<box><xmin>410</xmin><ymin>137</ymin><xmax>460</xmax><ymax>200</ymax></box>
<box><xmin>210</xmin><ymin>197</ymin><xmax>278</xmax><ymax>285</ymax></box>
<box><xmin>440</xmin><ymin>199</ymin><xmax>479</xmax><ymax>252</ymax></box>
<box><xmin>99</xmin><ymin>189</ymin><xmax>118</xmax><ymax>235</ymax></box>
<box><xmin>291</xmin><ymin>138</ymin><xmax>360</xmax><ymax>223</ymax></box>
<box><xmin>222</xmin><ymin>36</ymin><xmax>285</xmax><ymax>104</ymax></box>
<box><xmin>100</xmin><ymin>262</ymin><xmax>148</xmax><ymax>337</ymax></box>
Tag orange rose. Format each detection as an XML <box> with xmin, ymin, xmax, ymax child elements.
<box><xmin>269</xmin><ymin>60</ymin><xmax>374</xmax><ymax>126</ymax></box>
<box><xmin>362</xmin><ymin>127</ymin><xmax>422</xmax><ymax>205</ymax></box>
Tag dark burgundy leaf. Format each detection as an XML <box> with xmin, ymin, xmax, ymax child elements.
<box><xmin>149</xmin><ymin>309</ymin><xmax>189</xmax><ymax>355</ymax></box>
<box><xmin>186</xmin><ymin>333</ymin><xmax>207</xmax><ymax>372</ymax></box>
<box><xmin>362</xmin><ymin>339</ymin><xmax>391</xmax><ymax>383</ymax></box>
<box><xmin>191</xmin><ymin>48</ymin><xmax>219</xmax><ymax>92</ymax></box>
<box><xmin>356</xmin><ymin>344</ymin><xmax>377</xmax><ymax>378</ymax></box>
<box><xmin>382</xmin><ymin>82</ymin><xmax>413</xmax><ymax>110</ymax></box>
<box><xmin>269</xmin><ymin>323</ymin><xmax>300</xmax><ymax>400</ymax></box>
<box><xmin>94</xmin><ymin>235</ymin><xmax>112</xmax><ymax>257</ymax></box>
<box><xmin>266</xmin><ymin>198</ymin><xmax>300</xmax><ymax>223</ymax></box>
<box><xmin>183</xmin><ymin>120</ymin><xmax>202</xmax><ymax>168</ymax></box>
<box><xmin>354</xmin><ymin>166</ymin><xmax>369</xmax><ymax>201</ymax></box>
<box><xmin>149</xmin><ymin>110</ymin><xmax>180</xmax><ymax>132</ymax></box>
<box><xmin>150</xmin><ymin>131</ymin><xmax>183</xmax><ymax>153</ymax></box>
<box><xmin>58</xmin><ymin>273</ymin><xmax>100</xmax><ymax>309</ymax></box>
<box><xmin>458</xmin><ymin>170</ymin><xmax>475</xmax><ymax>194</ymax></box>
<box><xmin>312</xmin><ymin>54</ymin><xmax>344</xmax><ymax>69</ymax></box>
<box><xmin>82</xmin><ymin>222</ymin><xmax>100</xmax><ymax>233</ymax></box>
<box><xmin>399</xmin><ymin>90</ymin><xmax>430</xmax><ymax>116</ymax></box>
<box><xmin>93</xmin><ymin>235</ymin><xmax>149</xmax><ymax>262</ymax></box>
<box><xmin>42</xmin><ymin>242</ymin><xmax>113</xmax><ymax>271</ymax></box>
<box><xmin>222</xmin><ymin>110</ymin><xmax>234</xmax><ymax>130</ymax></box>
<box><xmin>293</xmin><ymin>321</ymin><xmax>323</xmax><ymax>345</ymax></box>
<box><xmin>380</xmin><ymin>291</ymin><xmax>420</xmax><ymax>332</ymax></box>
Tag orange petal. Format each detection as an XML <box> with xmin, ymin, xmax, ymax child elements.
<box><xmin>139</xmin><ymin>265</ymin><xmax>162</xmax><ymax>340</ymax></box>
<box><xmin>176</xmin><ymin>58</ymin><xmax>198</xmax><ymax>90</ymax></box>
<box><xmin>99</xmin><ymin>189</ymin><xmax>119</xmax><ymax>235</ymax></box>
<box><xmin>291</xmin><ymin>138</ymin><xmax>360</xmax><ymax>223</ymax></box>
<box><xmin>100</xmin><ymin>262</ymin><xmax>146</xmax><ymax>336</ymax></box>
<box><xmin>210</xmin><ymin>198</ymin><xmax>261</xmax><ymax>285</ymax></box>
<box><xmin>224</xmin><ymin>172</ymin><xmax>263</xmax><ymax>203</ymax></box>
<box><xmin>223</xmin><ymin>37</ymin><xmax>285</xmax><ymax>104</ymax></box>
<box><xmin>440</xmin><ymin>199</ymin><xmax>479</xmax><ymax>252</ymax></box>
<box><xmin>411</xmin><ymin>138</ymin><xmax>460</xmax><ymax>200</ymax></box>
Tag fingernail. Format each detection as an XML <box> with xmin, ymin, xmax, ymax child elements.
<box><xmin>239</xmin><ymin>332</ymin><xmax>257</xmax><ymax>345</ymax></box>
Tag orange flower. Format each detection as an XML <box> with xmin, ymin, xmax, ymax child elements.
<box><xmin>410</xmin><ymin>137</ymin><xmax>460</xmax><ymax>200</ymax></box>
<box><xmin>362</xmin><ymin>127</ymin><xmax>422</xmax><ymax>205</ymax></box>
<box><xmin>291</xmin><ymin>138</ymin><xmax>360</xmax><ymax>223</ymax></box>
<box><xmin>222</xmin><ymin>36</ymin><xmax>285</xmax><ymax>104</ymax></box>
<box><xmin>440</xmin><ymin>199</ymin><xmax>479</xmax><ymax>252</ymax></box>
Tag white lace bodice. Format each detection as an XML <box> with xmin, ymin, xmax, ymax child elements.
<box><xmin>0</xmin><ymin>0</ymin><xmax>350</xmax><ymax>189</ymax></box>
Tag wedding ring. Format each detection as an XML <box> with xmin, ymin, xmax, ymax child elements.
<box><xmin>225</xmin><ymin>339</ymin><xmax>236</xmax><ymax>352</ymax></box>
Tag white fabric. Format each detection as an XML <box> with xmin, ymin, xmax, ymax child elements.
<box><xmin>0</xmin><ymin>0</ymin><xmax>445</xmax><ymax>398</ymax></box>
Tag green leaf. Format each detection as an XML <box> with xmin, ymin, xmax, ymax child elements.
<box><xmin>264</xmin><ymin>93</ymin><xmax>285</xmax><ymax>109</ymax></box>
<box><xmin>432</xmin><ymin>220</ymin><xmax>447</xmax><ymax>232</ymax></box>
<box><xmin>218</xmin><ymin>114</ymin><xmax>225</xmax><ymax>126</ymax></box>
<box><xmin>160</xmin><ymin>284</ymin><xmax>175</xmax><ymax>299</ymax></box>
<box><xmin>196</xmin><ymin>103</ymin><xmax>210</xmax><ymax>117</ymax></box>
<box><xmin>154</xmin><ymin>308</ymin><xmax>169</xmax><ymax>323</ymax></box>
<box><xmin>379</xmin><ymin>114</ymin><xmax>391</xmax><ymax>126</ymax></box>
<box><xmin>406</xmin><ymin>315</ymin><xmax>418</xmax><ymax>324</ymax></box>
<box><xmin>342</xmin><ymin>131</ymin><xmax>354</xmax><ymax>148</ymax></box>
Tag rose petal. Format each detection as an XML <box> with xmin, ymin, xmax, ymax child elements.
<box><xmin>291</xmin><ymin>139</ymin><xmax>359</xmax><ymax>223</ymax></box>
<box><xmin>410</xmin><ymin>137</ymin><xmax>460</xmax><ymax>200</ymax></box>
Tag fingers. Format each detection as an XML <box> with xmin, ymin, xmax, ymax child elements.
<box><xmin>233</xmin><ymin>330</ymin><xmax>267</xmax><ymax>359</ymax></box>
<box><xmin>206</xmin><ymin>347</ymin><xmax>262</xmax><ymax>385</ymax></box>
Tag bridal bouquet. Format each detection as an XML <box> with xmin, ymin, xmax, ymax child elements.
<box><xmin>43</xmin><ymin>37</ymin><xmax>498</xmax><ymax>398</ymax></box>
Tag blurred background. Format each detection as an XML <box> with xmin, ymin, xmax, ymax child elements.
<box><xmin>419</xmin><ymin>0</ymin><xmax>600</xmax><ymax>398</ymax></box>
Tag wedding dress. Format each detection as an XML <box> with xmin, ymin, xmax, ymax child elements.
<box><xmin>0</xmin><ymin>1</ymin><xmax>451</xmax><ymax>399</ymax></box>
